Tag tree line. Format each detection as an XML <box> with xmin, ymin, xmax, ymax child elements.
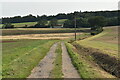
<box><xmin>1</xmin><ymin>10</ymin><xmax>119</xmax><ymax>24</ymax></box>
<box><xmin>1</xmin><ymin>10</ymin><xmax>119</xmax><ymax>35</ymax></box>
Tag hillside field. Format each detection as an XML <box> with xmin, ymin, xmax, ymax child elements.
<box><xmin>2</xmin><ymin>39</ymin><xmax>59</xmax><ymax>78</ymax></box>
<box><xmin>0</xmin><ymin>19</ymin><xmax>67</xmax><ymax>28</ymax></box>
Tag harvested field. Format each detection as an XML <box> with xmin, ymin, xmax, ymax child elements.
<box><xmin>2</xmin><ymin>33</ymin><xmax>83</xmax><ymax>40</ymax></box>
<box><xmin>73</xmin><ymin>26</ymin><xmax>119</xmax><ymax>78</ymax></box>
<box><xmin>77</xmin><ymin>26</ymin><xmax>119</xmax><ymax>58</ymax></box>
<box><xmin>93</xmin><ymin>26</ymin><xmax>119</xmax><ymax>44</ymax></box>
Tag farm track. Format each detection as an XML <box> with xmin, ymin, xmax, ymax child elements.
<box><xmin>61</xmin><ymin>42</ymin><xmax>80</xmax><ymax>78</ymax></box>
<box><xmin>28</xmin><ymin>43</ymin><xmax>58</xmax><ymax>78</ymax></box>
<box><xmin>28</xmin><ymin>42</ymin><xmax>81</xmax><ymax>78</ymax></box>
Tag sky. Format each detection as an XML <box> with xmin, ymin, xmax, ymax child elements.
<box><xmin>0</xmin><ymin>0</ymin><xmax>119</xmax><ymax>17</ymax></box>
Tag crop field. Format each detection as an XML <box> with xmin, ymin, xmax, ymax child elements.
<box><xmin>2</xmin><ymin>28</ymin><xmax>90</xmax><ymax>40</ymax></box>
<box><xmin>2</xmin><ymin>39</ymin><xmax>58</xmax><ymax>78</ymax></box>
<box><xmin>2</xmin><ymin>28</ymin><xmax>90</xmax><ymax>36</ymax></box>
<box><xmin>2</xmin><ymin>26</ymin><xmax>119</xmax><ymax>79</ymax></box>
<box><xmin>76</xmin><ymin>26</ymin><xmax>119</xmax><ymax>58</ymax></box>
<box><xmin>70</xmin><ymin>26</ymin><xmax>119</xmax><ymax>78</ymax></box>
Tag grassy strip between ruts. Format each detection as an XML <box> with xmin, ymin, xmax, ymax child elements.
<box><xmin>65</xmin><ymin>42</ymin><xmax>116</xmax><ymax>79</ymax></box>
<box><xmin>50</xmin><ymin>42</ymin><xmax>63</xmax><ymax>78</ymax></box>
<box><xmin>2</xmin><ymin>39</ymin><xmax>59</xmax><ymax>78</ymax></box>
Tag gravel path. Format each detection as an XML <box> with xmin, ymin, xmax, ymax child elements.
<box><xmin>61</xmin><ymin>42</ymin><xmax>80</xmax><ymax>78</ymax></box>
<box><xmin>28</xmin><ymin>43</ymin><xmax>58</xmax><ymax>78</ymax></box>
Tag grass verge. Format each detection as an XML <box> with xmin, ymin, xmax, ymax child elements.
<box><xmin>50</xmin><ymin>42</ymin><xmax>63</xmax><ymax>78</ymax></box>
<box><xmin>65</xmin><ymin>42</ymin><xmax>116</xmax><ymax>79</ymax></box>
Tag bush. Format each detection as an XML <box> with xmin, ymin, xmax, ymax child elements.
<box><xmin>2</xmin><ymin>23</ymin><xmax>14</xmax><ymax>29</ymax></box>
<box><xmin>91</xmin><ymin>27</ymin><xmax>103</xmax><ymax>35</ymax></box>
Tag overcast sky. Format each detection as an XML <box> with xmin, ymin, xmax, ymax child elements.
<box><xmin>0</xmin><ymin>0</ymin><xmax>119</xmax><ymax>17</ymax></box>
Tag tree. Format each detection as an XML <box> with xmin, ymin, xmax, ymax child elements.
<box><xmin>34</xmin><ymin>19</ymin><xmax>48</xmax><ymax>28</ymax></box>
<box><xmin>88</xmin><ymin>16</ymin><xmax>107</xmax><ymax>35</ymax></box>
<box><xmin>2</xmin><ymin>23</ymin><xmax>14</xmax><ymax>29</ymax></box>
<box><xmin>63</xmin><ymin>20</ymin><xmax>74</xmax><ymax>28</ymax></box>
<box><xmin>63</xmin><ymin>18</ymin><xmax>89</xmax><ymax>28</ymax></box>
<box><xmin>49</xmin><ymin>19</ymin><xmax>58</xmax><ymax>28</ymax></box>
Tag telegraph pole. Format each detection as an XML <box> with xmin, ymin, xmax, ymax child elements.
<box><xmin>74</xmin><ymin>16</ymin><xmax>77</xmax><ymax>41</ymax></box>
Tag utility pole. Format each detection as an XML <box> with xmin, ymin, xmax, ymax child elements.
<box><xmin>74</xmin><ymin>16</ymin><xmax>77</xmax><ymax>41</ymax></box>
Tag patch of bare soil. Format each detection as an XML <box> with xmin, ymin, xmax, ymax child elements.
<box><xmin>28</xmin><ymin>43</ymin><xmax>58</xmax><ymax>78</ymax></box>
<box><xmin>61</xmin><ymin>42</ymin><xmax>80</xmax><ymax>78</ymax></box>
<box><xmin>73</xmin><ymin>43</ymin><xmax>120</xmax><ymax>78</ymax></box>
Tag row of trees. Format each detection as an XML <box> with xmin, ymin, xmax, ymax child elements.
<box><xmin>64</xmin><ymin>16</ymin><xmax>107</xmax><ymax>35</ymax></box>
<box><xmin>32</xmin><ymin>18</ymin><xmax>58</xmax><ymax>28</ymax></box>
<box><xmin>1</xmin><ymin>10</ymin><xmax>118</xmax><ymax>24</ymax></box>
<box><xmin>64</xmin><ymin>16</ymin><xmax>118</xmax><ymax>28</ymax></box>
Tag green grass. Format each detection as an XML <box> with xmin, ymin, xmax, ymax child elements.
<box><xmin>57</xmin><ymin>19</ymin><xmax>67</xmax><ymax>24</ymax></box>
<box><xmin>0</xmin><ymin>22</ymin><xmax>37</xmax><ymax>28</ymax></box>
<box><xmin>12</xmin><ymin>22</ymin><xmax>37</xmax><ymax>27</ymax></box>
<box><xmin>65</xmin><ymin>42</ymin><xmax>115</xmax><ymax>79</ymax></box>
<box><xmin>78</xmin><ymin>40</ymin><xmax>118</xmax><ymax>58</ymax></box>
<box><xmin>2</xmin><ymin>39</ymin><xmax>58</xmax><ymax>78</ymax></box>
<box><xmin>76</xmin><ymin>26</ymin><xmax>119</xmax><ymax>58</ymax></box>
<box><xmin>1</xmin><ymin>19</ymin><xmax>67</xmax><ymax>28</ymax></box>
<box><xmin>50</xmin><ymin>42</ymin><xmax>63</xmax><ymax>78</ymax></box>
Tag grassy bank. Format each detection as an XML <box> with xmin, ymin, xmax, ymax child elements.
<box><xmin>2</xmin><ymin>39</ymin><xmax>58</xmax><ymax>78</ymax></box>
<box><xmin>50</xmin><ymin>42</ymin><xmax>63</xmax><ymax>78</ymax></box>
<box><xmin>76</xmin><ymin>26</ymin><xmax>119</xmax><ymax>59</ymax></box>
<box><xmin>65</xmin><ymin>42</ymin><xmax>115</xmax><ymax>79</ymax></box>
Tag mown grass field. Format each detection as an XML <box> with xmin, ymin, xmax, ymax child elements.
<box><xmin>2</xmin><ymin>39</ymin><xmax>59</xmax><ymax>78</ymax></box>
<box><xmin>76</xmin><ymin>26</ymin><xmax>119</xmax><ymax>59</ymax></box>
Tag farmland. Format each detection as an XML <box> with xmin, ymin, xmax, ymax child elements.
<box><xmin>0</xmin><ymin>19</ymin><xmax>67</xmax><ymax>28</ymax></box>
<box><xmin>2</xmin><ymin>26</ymin><xmax>119</xmax><ymax>79</ymax></box>
<box><xmin>2</xmin><ymin>27</ymin><xmax>91</xmax><ymax>78</ymax></box>
<box><xmin>76</xmin><ymin>26</ymin><xmax>119</xmax><ymax>58</ymax></box>
<box><xmin>67</xmin><ymin>26</ymin><xmax>119</xmax><ymax>78</ymax></box>
<box><xmin>1</xmin><ymin>1</ymin><xmax>119</xmax><ymax>79</ymax></box>
<box><xmin>2</xmin><ymin>39</ymin><xmax>58</xmax><ymax>78</ymax></box>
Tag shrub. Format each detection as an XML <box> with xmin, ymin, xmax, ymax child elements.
<box><xmin>2</xmin><ymin>23</ymin><xmax>14</xmax><ymax>29</ymax></box>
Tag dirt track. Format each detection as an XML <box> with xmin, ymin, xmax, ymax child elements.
<box><xmin>61</xmin><ymin>42</ymin><xmax>80</xmax><ymax>78</ymax></box>
<box><xmin>28</xmin><ymin>43</ymin><xmax>58</xmax><ymax>78</ymax></box>
<box><xmin>28</xmin><ymin>42</ymin><xmax>81</xmax><ymax>78</ymax></box>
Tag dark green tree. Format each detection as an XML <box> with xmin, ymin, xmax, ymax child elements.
<box><xmin>2</xmin><ymin>23</ymin><xmax>14</xmax><ymax>29</ymax></box>
<box><xmin>49</xmin><ymin>19</ymin><xmax>58</xmax><ymax>28</ymax></box>
<box><xmin>34</xmin><ymin>19</ymin><xmax>48</xmax><ymax>28</ymax></box>
<box><xmin>88</xmin><ymin>16</ymin><xmax>107</xmax><ymax>35</ymax></box>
